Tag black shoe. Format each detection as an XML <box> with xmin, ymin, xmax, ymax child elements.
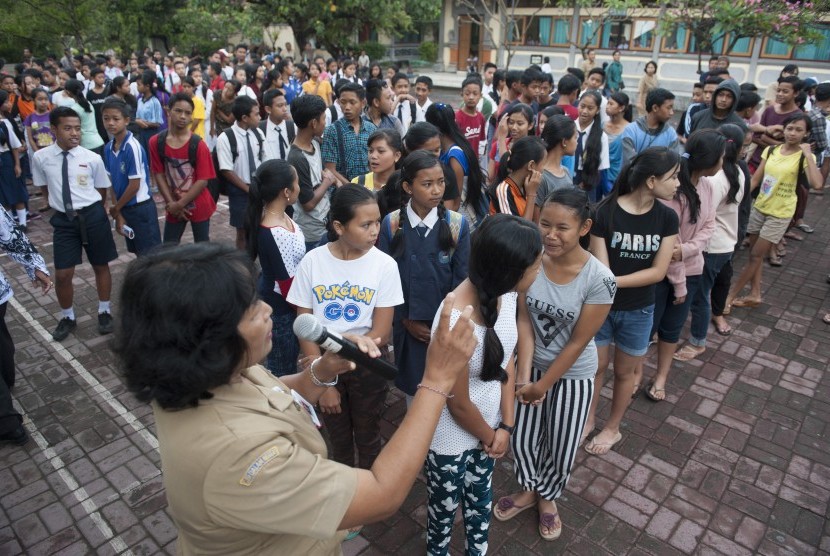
<box><xmin>16</xmin><ymin>224</ymin><xmax>27</xmax><ymax>233</ymax></box>
<box><xmin>0</xmin><ymin>425</ymin><xmax>29</xmax><ymax>446</ymax></box>
<box><xmin>98</xmin><ymin>312</ymin><xmax>113</xmax><ymax>335</ymax></box>
<box><xmin>52</xmin><ymin>317</ymin><xmax>77</xmax><ymax>341</ymax></box>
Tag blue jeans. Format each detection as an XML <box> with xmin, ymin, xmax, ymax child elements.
<box><xmin>652</xmin><ymin>276</ymin><xmax>701</xmax><ymax>344</ymax></box>
<box><xmin>266</xmin><ymin>311</ymin><xmax>299</xmax><ymax>377</ymax></box>
<box><xmin>594</xmin><ymin>304</ymin><xmax>656</xmax><ymax>357</ymax></box>
<box><xmin>689</xmin><ymin>252</ymin><xmax>733</xmax><ymax>347</ymax></box>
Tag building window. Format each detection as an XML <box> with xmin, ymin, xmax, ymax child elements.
<box><xmin>661</xmin><ymin>25</ymin><xmax>689</xmax><ymax>52</ymax></box>
<box><xmin>579</xmin><ymin>18</ymin><xmax>601</xmax><ymax>48</ymax></box>
<box><xmin>551</xmin><ymin>18</ymin><xmax>570</xmax><ymax>46</ymax></box>
<box><xmin>762</xmin><ymin>36</ymin><xmax>793</xmax><ymax>58</ymax></box>
<box><xmin>630</xmin><ymin>19</ymin><xmax>656</xmax><ymax>50</ymax></box>
<box><xmin>524</xmin><ymin>17</ymin><xmax>545</xmax><ymax>46</ymax></box>
<box><xmin>794</xmin><ymin>25</ymin><xmax>830</xmax><ymax>61</ymax></box>
<box><xmin>602</xmin><ymin>20</ymin><xmax>632</xmax><ymax>50</ymax></box>
<box><xmin>506</xmin><ymin>17</ymin><xmax>523</xmax><ymax>45</ymax></box>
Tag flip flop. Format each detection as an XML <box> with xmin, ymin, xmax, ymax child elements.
<box><xmin>732</xmin><ymin>298</ymin><xmax>761</xmax><ymax>308</ymax></box>
<box><xmin>584</xmin><ymin>431</ymin><xmax>622</xmax><ymax>455</ymax></box>
<box><xmin>796</xmin><ymin>223</ymin><xmax>814</xmax><ymax>233</ymax></box>
<box><xmin>539</xmin><ymin>511</ymin><xmax>562</xmax><ymax>541</ymax></box>
<box><xmin>783</xmin><ymin>231</ymin><xmax>804</xmax><ymax>241</ymax></box>
<box><xmin>767</xmin><ymin>255</ymin><xmax>783</xmax><ymax>267</ymax></box>
<box><xmin>344</xmin><ymin>526</ymin><xmax>363</xmax><ymax>541</ymax></box>
<box><xmin>645</xmin><ymin>380</ymin><xmax>666</xmax><ymax>402</ymax></box>
<box><xmin>673</xmin><ymin>344</ymin><xmax>705</xmax><ymax>362</ymax></box>
<box><xmin>711</xmin><ymin>318</ymin><xmax>732</xmax><ymax>336</ymax></box>
<box><xmin>494</xmin><ymin>495</ymin><xmax>537</xmax><ymax>521</ymax></box>
<box><xmin>823</xmin><ymin>314</ymin><xmax>830</xmax><ymax>325</ymax></box>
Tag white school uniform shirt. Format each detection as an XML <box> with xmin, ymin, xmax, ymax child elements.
<box><xmin>32</xmin><ymin>144</ymin><xmax>111</xmax><ymax>212</ymax></box>
<box><xmin>0</xmin><ymin>120</ymin><xmax>22</xmax><ymax>153</ymax></box>
<box><xmin>574</xmin><ymin>120</ymin><xmax>610</xmax><ymax>172</ymax></box>
<box><xmin>325</xmin><ymin>102</ymin><xmax>344</xmax><ymax>126</ymax></box>
<box><xmin>415</xmin><ymin>99</ymin><xmax>433</xmax><ymax>123</ymax></box>
<box><xmin>105</xmin><ymin>66</ymin><xmax>123</xmax><ymax>80</ymax></box>
<box><xmin>216</xmin><ymin>123</ymin><xmax>272</xmax><ymax>185</ymax></box>
<box><xmin>393</xmin><ymin>101</ymin><xmax>413</xmax><ymax>132</ymax></box>
<box><xmin>406</xmin><ymin>203</ymin><xmax>438</xmax><ymax>237</ymax></box>
<box><xmin>238</xmin><ymin>85</ymin><xmax>258</xmax><ymax>100</ymax></box>
<box><xmin>262</xmin><ymin>119</ymin><xmax>296</xmax><ymax>161</ymax></box>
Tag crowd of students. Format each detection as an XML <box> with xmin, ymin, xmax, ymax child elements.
<box><xmin>1</xmin><ymin>45</ymin><xmax>829</xmax><ymax>552</ymax></box>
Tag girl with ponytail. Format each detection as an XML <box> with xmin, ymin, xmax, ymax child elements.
<box><xmin>643</xmin><ymin>129</ymin><xmax>723</xmax><ymax>403</ymax></box>
<box><xmin>246</xmin><ymin>159</ymin><xmax>305</xmax><ymax>376</ymax></box>
<box><xmin>378</xmin><ymin>150</ymin><xmax>470</xmax><ymax>404</ymax></box>
<box><xmin>583</xmin><ymin>146</ymin><xmax>680</xmax><ymax>456</ymax></box>
<box><xmin>64</xmin><ymin>79</ymin><xmax>105</xmax><ymax>152</ymax></box>
<box><xmin>489</xmin><ymin>135</ymin><xmax>546</xmax><ymax>220</ymax></box>
<box><xmin>424</xmin><ymin>213</ymin><xmax>542</xmax><ymax>555</ymax></box>
<box><xmin>574</xmin><ymin>90</ymin><xmax>610</xmax><ymax>201</ymax></box>
<box><xmin>426</xmin><ymin>102</ymin><xmax>487</xmax><ymax>229</ymax></box>
<box><xmin>533</xmin><ymin>114</ymin><xmax>577</xmax><ymax>222</ymax></box>
<box><xmin>604</xmin><ymin>92</ymin><xmax>632</xmax><ymax>189</ymax></box>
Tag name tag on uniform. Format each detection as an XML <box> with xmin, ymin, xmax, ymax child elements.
<box><xmin>291</xmin><ymin>389</ymin><xmax>322</xmax><ymax>428</ymax></box>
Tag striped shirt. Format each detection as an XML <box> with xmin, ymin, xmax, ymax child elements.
<box><xmin>103</xmin><ymin>131</ymin><xmax>152</xmax><ymax>205</ymax></box>
<box><xmin>490</xmin><ymin>177</ymin><xmax>527</xmax><ymax>216</ymax></box>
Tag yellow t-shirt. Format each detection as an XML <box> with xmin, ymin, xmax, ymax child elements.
<box><xmin>192</xmin><ymin>95</ymin><xmax>206</xmax><ymax>140</ymax></box>
<box><xmin>302</xmin><ymin>79</ymin><xmax>333</xmax><ymax>106</ymax></box>
<box><xmin>754</xmin><ymin>146</ymin><xmax>814</xmax><ymax>219</ymax></box>
<box><xmin>350</xmin><ymin>172</ymin><xmax>377</xmax><ymax>190</ymax></box>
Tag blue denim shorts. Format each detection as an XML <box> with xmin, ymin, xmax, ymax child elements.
<box><xmin>594</xmin><ymin>304</ymin><xmax>655</xmax><ymax>357</ymax></box>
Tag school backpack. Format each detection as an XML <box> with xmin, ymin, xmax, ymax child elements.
<box><xmin>385</xmin><ymin>208</ymin><xmax>465</xmax><ymax>258</ymax></box>
<box><xmin>209</xmin><ymin>127</ymin><xmax>264</xmax><ymax>201</ymax></box>
<box><xmin>329</xmin><ymin>105</ymin><xmax>340</xmax><ymax>123</ymax></box>
<box><xmin>258</xmin><ymin>119</ymin><xmax>296</xmax><ymax>144</ymax></box>
<box><xmin>155</xmin><ymin>130</ymin><xmax>201</xmax><ymax>169</ymax></box>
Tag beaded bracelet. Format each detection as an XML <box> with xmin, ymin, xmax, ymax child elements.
<box><xmin>417</xmin><ymin>383</ymin><xmax>454</xmax><ymax>399</ymax></box>
<box><xmin>309</xmin><ymin>357</ymin><xmax>338</xmax><ymax>387</ymax></box>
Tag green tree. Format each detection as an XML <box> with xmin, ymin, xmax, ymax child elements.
<box><xmin>659</xmin><ymin>0</ymin><xmax>829</xmax><ymax>72</ymax></box>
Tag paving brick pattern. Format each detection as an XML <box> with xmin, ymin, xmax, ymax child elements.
<box><xmin>1</xmin><ymin>191</ymin><xmax>829</xmax><ymax>555</ymax></box>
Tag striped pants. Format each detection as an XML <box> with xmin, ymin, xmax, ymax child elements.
<box><xmin>511</xmin><ymin>368</ymin><xmax>594</xmax><ymax>501</ymax></box>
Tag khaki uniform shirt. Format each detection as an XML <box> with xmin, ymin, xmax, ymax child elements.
<box><xmin>153</xmin><ymin>365</ymin><xmax>358</xmax><ymax>555</ymax></box>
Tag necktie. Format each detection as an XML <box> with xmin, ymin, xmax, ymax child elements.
<box><xmin>416</xmin><ymin>223</ymin><xmax>427</xmax><ymax>238</ymax></box>
<box><xmin>397</xmin><ymin>104</ymin><xmax>404</xmax><ymax>122</ymax></box>
<box><xmin>277</xmin><ymin>126</ymin><xmax>287</xmax><ymax>159</ymax></box>
<box><xmin>245</xmin><ymin>131</ymin><xmax>256</xmax><ymax>183</ymax></box>
<box><xmin>61</xmin><ymin>151</ymin><xmax>75</xmax><ymax>219</ymax></box>
<box><xmin>575</xmin><ymin>131</ymin><xmax>586</xmax><ymax>170</ymax></box>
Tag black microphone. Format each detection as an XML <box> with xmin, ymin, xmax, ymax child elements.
<box><xmin>292</xmin><ymin>313</ymin><xmax>397</xmax><ymax>380</ymax></box>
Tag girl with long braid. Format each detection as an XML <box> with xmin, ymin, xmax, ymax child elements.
<box><xmin>424</xmin><ymin>214</ymin><xmax>542</xmax><ymax>555</ymax></box>
<box><xmin>378</xmin><ymin>151</ymin><xmax>470</xmax><ymax>404</ymax></box>
<box><xmin>574</xmin><ymin>90</ymin><xmax>610</xmax><ymax>201</ymax></box>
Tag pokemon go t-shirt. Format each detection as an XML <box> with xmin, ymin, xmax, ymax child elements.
<box><xmin>287</xmin><ymin>245</ymin><xmax>404</xmax><ymax>336</ymax></box>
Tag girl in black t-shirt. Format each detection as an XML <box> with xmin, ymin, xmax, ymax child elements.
<box><xmin>583</xmin><ymin>147</ymin><xmax>680</xmax><ymax>455</ymax></box>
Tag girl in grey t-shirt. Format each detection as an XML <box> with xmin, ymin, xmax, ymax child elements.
<box><xmin>493</xmin><ymin>189</ymin><xmax>615</xmax><ymax>542</ymax></box>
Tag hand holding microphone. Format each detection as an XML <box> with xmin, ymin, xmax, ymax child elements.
<box><xmin>293</xmin><ymin>314</ymin><xmax>398</xmax><ymax>380</ymax></box>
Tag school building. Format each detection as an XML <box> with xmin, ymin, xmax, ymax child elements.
<box><xmin>426</xmin><ymin>2</ymin><xmax>830</xmax><ymax>96</ymax></box>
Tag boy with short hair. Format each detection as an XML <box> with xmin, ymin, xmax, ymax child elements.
<box><xmin>519</xmin><ymin>68</ymin><xmax>543</xmax><ymax>114</ymax></box>
<box><xmin>86</xmin><ymin>68</ymin><xmax>109</xmax><ymax>143</ymax></box>
<box><xmin>261</xmin><ymin>89</ymin><xmax>296</xmax><ymax>161</ymax></box>
<box><xmin>216</xmin><ymin>95</ymin><xmax>272</xmax><ymax>249</ymax></box>
<box><xmin>149</xmin><ymin>93</ymin><xmax>216</xmax><ymax>246</ymax></box>
<box><xmin>537</xmin><ymin>73</ymin><xmax>555</xmax><ymax>110</ymax></box>
<box><xmin>287</xmin><ymin>95</ymin><xmax>337</xmax><ymax>251</ymax></box>
<box><xmin>391</xmin><ymin>73</ymin><xmax>416</xmax><ymax>132</ymax></box>
<box><xmin>414</xmin><ymin>76</ymin><xmax>433</xmax><ymax>122</ymax></box>
<box><xmin>32</xmin><ymin>106</ymin><xmax>118</xmax><ymax>340</ymax></box>
<box><xmin>582</xmin><ymin>68</ymin><xmax>609</xmax><ymax>124</ymax></box>
<box><xmin>322</xmin><ymin>82</ymin><xmax>376</xmax><ymax>182</ymax></box>
<box><xmin>456</xmin><ymin>75</ymin><xmax>486</xmax><ymax>159</ymax></box>
<box><xmin>101</xmin><ymin>99</ymin><xmax>162</xmax><ymax>256</ymax></box>
<box><xmin>363</xmin><ymin>79</ymin><xmax>403</xmax><ymax>135</ymax></box>
<box><xmin>556</xmin><ymin>74</ymin><xmax>581</xmax><ymax>120</ymax></box>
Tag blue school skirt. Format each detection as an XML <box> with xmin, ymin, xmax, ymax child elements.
<box><xmin>0</xmin><ymin>151</ymin><xmax>28</xmax><ymax>207</ymax></box>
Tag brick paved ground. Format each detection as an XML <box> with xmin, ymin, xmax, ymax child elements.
<box><xmin>1</xmin><ymin>187</ymin><xmax>829</xmax><ymax>556</ymax></box>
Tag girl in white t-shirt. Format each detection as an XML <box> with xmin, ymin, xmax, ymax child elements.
<box><xmin>425</xmin><ymin>214</ymin><xmax>542</xmax><ymax>556</ymax></box>
<box><xmin>286</xmin><ymin>185</ymin><xmax>403</xmax><ymax>489</ymax></box>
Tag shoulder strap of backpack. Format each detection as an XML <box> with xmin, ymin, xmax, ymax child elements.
<box><xmin>357</xmin><ymin>173</ymin><xmax>366</xmax><ymax>187</ymax></box>
<box><xmin>253</xmin><ymin>127</ymin><xmax>265</xmax><ymax>161</ymax></box>
<box><xmin>156</xmin><ymin>130</ymin><xmax>168</xmax><ymax>165</ymax></box>
<box><xmin>258</xmin><ymin>120</ymin><xmax>268</xmax><ymax>137</ymax></box>
<box><xmin>225</xmin><ymin>128</ymin><xmax>237</xmax><ymax>161</ymax></box>
<box><xmin>329</xmin><ymin>105</ymin><xmax>338</xmax><ymax>122</ymax></box>
<box><xmin>286</xmin><ymin>121</ymin><xmax>296</xmax><ymax>143</ymax></box>
<box><xmin>445</xmin><ymin>210</ymin><xmax>464</xmax><ymax>258</ymax></box>
<box><xmin>187</xmin><ymin>134</ymin><xmax>200</xmax><ymax>168</ymax></box>
<box><xmin>388</xmin><ymin>209</ymin><xmax>401</xmax><ymax>237</ymax></box>
<box><xmin>409</xmin><ymin>102</ymin><xmax>416</xmax><ymax>124</ymax></box>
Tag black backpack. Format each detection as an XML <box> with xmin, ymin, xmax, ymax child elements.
<box><xmin>155</xmin><ymin>130</ymin><xmax>201</xmax><ymax>168</ymax></box>
<box><xmin>258</xmin><ymin>119</ymin><xmax>296</xmax><ymax>144</ymax></box>
<box><xmin>210</xmin><ymin>127</ymin><xmax>264</xmax><ymax>201</ymax></box>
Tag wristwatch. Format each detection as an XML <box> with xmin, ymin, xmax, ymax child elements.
<box><xmin>496</xmin><ymin>421</ymin><xmax>514</xmax><ymax>435</ymax></box>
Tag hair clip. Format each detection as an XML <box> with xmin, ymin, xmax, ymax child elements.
<box><xmin>681</xmin><ymin>152</ymin><xmax>691</xmax><ymax>159</ymax></box>
<box><xmin>725</xmin><ymin>139</ymin><xmax>734</xmax><ymax>143</ymax></box>
<box><xmin>435</xmin><ymin>102</ymin><xmax>446</xmax><ymax>109</ymax></box>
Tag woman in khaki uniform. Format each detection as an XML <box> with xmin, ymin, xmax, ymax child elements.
<box><xmin>114</xmin><ymin>242</ymin><xmax>476</xmax><ymax>555</ymax></box>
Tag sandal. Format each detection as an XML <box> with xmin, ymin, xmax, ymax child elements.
<box><xmin>673</xmin><ymin>344</ymin><xmax>705</xmax><ymax>362</ymax></box>
<box><xmin>645</xmin><ymin>380</ymin><xmax>666</xmax><ymax>402</ymax></box>
<box><xmin>494</xmin><ymin>494</ymin><xmax>537</xmax><ymax>521</ymax></box>
<box><xmin>711</xmin><ymin>318</ymin><xmax>732</xmax><ymax>336</ymax></box>
<box><xmin>768</xmin><ymin>254</ymin><xmax>783</xmax><ymax>267</ymax></box>
<box><xmin>775</xmin><ymin>246</ymin><xmax>786</xmax><ymax>257</ymax></box>
<box><xmin>732</xmin><ymin>297</ymin><xmax>761</xmax><ymax>308</ymax></box>
<box><xmin>796</xmin><ymin>223</ymin><xmax>814</xmax><ymax>233</ymax></box>
<box><xmin>783</xmin><ymin>231</ymin><xmax>804</xmax><ymax>241</ymax></box>
<box><xmin>539</xmin><ymin>510</ymin><xmax>562</xmax><ymax>541</ymax></box>
<box><xmin>823</xmin><ymin>314</ymin><xmax>830</xmax><ymax>325</ymax></box>
<box><xmin>344</xmin><ymin>526</ymin><xmax>363</xmax><ymax>541</ymax></box>
<box><xmin>584</xmin><ymin>431</ymin><xmax>622</xmax><ymax>455</ymax></box>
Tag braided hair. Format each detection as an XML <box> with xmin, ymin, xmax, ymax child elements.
<box><xmin>390</xmin><ymin>151</ymin><xmax>454</xmax><ymax>258</ymax></box>
<box><xmin>468</xmin><ymin>214</ymin><xmax>541</xmax><ymax>382</ymax></box>
<box><xmin>718</xmin><ymin>123</ymin><xmax>746</xmax><ymax>205</ymax></box>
